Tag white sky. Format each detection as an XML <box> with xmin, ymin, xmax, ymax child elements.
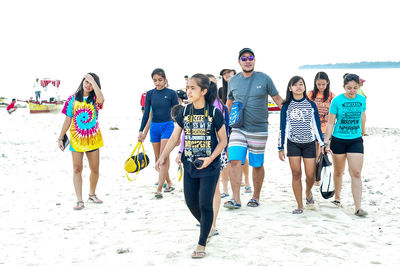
<box><xmin>0</xmin><ymin>0</ymin><xmax>399</xmax><ymax>101</ymax></box>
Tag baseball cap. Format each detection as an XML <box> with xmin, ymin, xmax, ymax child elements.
<box><xmin>219</xmin><ymin>69</ymin><xmax>235</xmax><ymax>76</ymax></box>
<box><xmin>238</xmin><ymin>48</ymin><xmax>255</xmax><ymax>59</ymax></box>
<box><xmin>176</xmin><ymin>90</ymin><xmax>187</xmax><ymax>100</ymax></box>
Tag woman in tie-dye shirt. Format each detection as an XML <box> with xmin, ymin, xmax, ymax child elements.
<box><xmin>58</xmin><ymin>73</ymin><xmax>105</xmax><ymax>211</ymax></box>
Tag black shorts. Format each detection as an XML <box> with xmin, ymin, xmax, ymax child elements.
<box><xmin>287</xmin><ymin>139</ymin><xmax>316</xmax><ymax>158</ymax></box>
<box><xmin>330</xmin><ymin>136</ymin><xmax>364</xmax><ymax>154</ymax></box>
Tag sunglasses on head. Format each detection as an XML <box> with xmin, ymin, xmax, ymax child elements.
<box><xmin>344</xmin><ymin>74</ymin><xmax>360</xmax><ymax>83</ymax></box>
<box><xmin>240</xmin><ymin>55</ymin><xmax>254</xmax><ymax>62</ymax></box>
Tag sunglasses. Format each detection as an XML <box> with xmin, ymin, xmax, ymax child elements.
<box><xmin>344</xmin><ymin>74</ymin><xmax>360</xmax><ymax>83</ymax></box>
<box><xmin>240</xmin><ymin>55</ymin><xmax>254</xmax><ymax>62</ymax></box>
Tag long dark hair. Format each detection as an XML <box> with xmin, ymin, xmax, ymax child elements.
<box><xmin>282</xmin><ymin>76</ymin><xmax>308</xmax><ymax>105</ymax></box>
<box><xmin>311</xmin><ymin>71</ymin><xmax>331</xmax><ymax>102</ymax></box>
<box><xmin>171</xmin><ymin>104</ymin><xmax>183</xmax><ymax>122</ymax></box>
<box><xmin>220</xmin><ymin>69</ymin><xmax>236</xmax><ymax>104</ymax></box>
<box><xmin>206</xmin><ymin>74</ymin><xmax>225</xmax><ymax>117</ymax></box>
<box><xmin>190</xmin><ymin>73</ymin><xmax>216</xmax><ymax>105</ymax></box>
<box><xmin>75</xmin><ymin>73</ymin><xmax>101</xmax><ymax>103</ymax></box>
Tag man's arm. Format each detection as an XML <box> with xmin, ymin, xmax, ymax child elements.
<box><xmin>271</xmin><ymin>94</ymin><xmax>283</xmax><ymax>108</ymax></box>
<box><xmin>226</xmin><ymin>99</ymin><xmax>233</xmax><ymax>113</ymax></box>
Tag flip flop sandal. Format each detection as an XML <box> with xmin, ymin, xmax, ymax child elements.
<box><xmin>292</xmin><ymin>209</ymin><xmax>303</xmax><ymax>214</ymax></box>
<box><xmin>355</xmin><ymin>208</ymin><xmax>368</xmax><ymax>216</ymax></box>
<box><xmin>223</xmin><ymin>199</ymin><xmax>241</xmax><ymax>209</ymax></box>
<box><xmin>154</xmin><ymin>192</ymin><xmax>163</xmax><ymax>199</ymax></box>
<box><xmin>305</xmin><ymin>193</ymin><xmax>315</xmax><ymax>209</ymax></box>
<box><xmin>247</xmin><ymin>198</ymin><xmax>259</xmax><ymax>207</ymax></box>
<box><xmin>88</xmin><ymin>194</ymin><xmax>103</xmax><ymax>204</ymax></box>
<box><xmin>244</xmin><ymin>186</ymin><xmax>252</xmax><ymax>193</ymax></box>
<box><xmin>154</xmin><ymin>183</ymin><xmax>167</xmax><ymax>188</ymax></box>
<box><xmin>192</xmin><ymin>250</ymin><xmax>206</xmax><ymax>259</ymax></box>
<box><xmin>164</xmin><ymin>187</ymin><xmax>175</xmax><ymax>193</ymax></box>
<box><xmin>220</xmin><ymin>192</ymin><xmax>229</xmax><ymax>198</ymax></box>
<box><xmin>73</xmin><ymin>201</ymin><xmax>85</xmax><ymax>210</ymax></box>
<box><xmin>331</xmin><ymin>200</ymin><xmax>342</xmax><ymax>207</ymax></box>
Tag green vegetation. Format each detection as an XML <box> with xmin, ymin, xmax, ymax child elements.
<box><xmin>299</xmin><ymin>61</ymin><xmax>400</xmax><ymax>69</ymax></box>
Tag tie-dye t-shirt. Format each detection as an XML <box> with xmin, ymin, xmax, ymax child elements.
<box><xmin>62</xmin><ymin>95</ymin><xmax>104</xmax><ymax>152</ymax></box>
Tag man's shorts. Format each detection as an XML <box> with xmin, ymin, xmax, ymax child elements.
<box><xmin>228</xmin><ymin>128</ymin><xmax>268</xmax><ymax>168</ymax></box>
<box><xmin>330</xmin><ymin>136</ymin><xmax>364</xmax><ymax>154</ymax></box>
<box><xmin>150</xmin><ymin>121</ymin><xmax>174</xmax><ymax>143</ymax></box>
<box><xmin>7</xmin><ymin>108</ymin><xmax>16</xmax><ymax>113</ymax></box>
<box><xmin>287</xmin><ymin>139</ymin><xmax>316</xmax><ymax>158</ymax></box>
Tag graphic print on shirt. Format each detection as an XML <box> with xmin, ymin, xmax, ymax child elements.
<box><xmin>338</xmin><ymin>102</ymin><xmax>363</xmax><ymax>135</ymax></box>
<box><xmin>183</xmin><ymin>113</ymin><xmax>213</xmax><ymax>163</ymax></box>
<box><xmin>278</xmin><ymin>99</ymin><xmax>323</xmax><ymax>150</ymax></box>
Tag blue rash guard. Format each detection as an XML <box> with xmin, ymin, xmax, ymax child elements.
<box><xmin>139</xmin><ymin>88</ymin><xmax>179</xmax><ymax>132</ymax></box>
<box><xmin>278</xmin><ymin>97</ymin><xmax>324</xmax><ymax>150</ymax></box>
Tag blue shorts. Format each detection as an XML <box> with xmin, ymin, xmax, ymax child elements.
<box><xmin>150</xmin><ymin>121</ymin><xmax>174</xmax><ymax>143</ymax></box>
<box><xmin>228</xmin><ymin>128</ymin><xmax>268</xmax><ymax>168</ymax></box>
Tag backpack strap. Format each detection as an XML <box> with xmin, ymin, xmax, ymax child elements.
<box><xmin>183</xmin><ymin>105</ymin><xmax>188</xmax><ymax>116</ymax></box>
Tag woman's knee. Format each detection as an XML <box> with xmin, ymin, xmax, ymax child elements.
<box><xmin>199</xmin><ymin>202</ymin><xmax>213</xmax><ymax>214</ymax></box>
<box><xmin>350</xmin><ymin>170</ymin><xmax>362</xmax><ymax>179</ymax></box>
<box><xmin>334</xmin><ymin>171</ymin><xmax>344</xmax><ymax>179</ymax></box>
<box><xmin>73</xmin><ymin>165</ymin><xmax>83</xmax><ymax>174</ymax></box>
<box><xmin>230</xmin><ymin>160</ymin><xmax>242</xmax><ymax>168</ymax></box>
<box><xmin>90</xmin><ymin>167</ymin><xmax>100</xmax><ymax>175</ymax></box>
<box><xmin>291</xmin><ymin>171</ymin><xmax>302</xmax><ymax>181</ymax></box>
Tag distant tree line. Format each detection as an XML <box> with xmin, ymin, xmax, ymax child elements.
<box><xmin>299</xmin><ymin>61</ymin><xmax>400</xmax><ymax>69</ymax></box>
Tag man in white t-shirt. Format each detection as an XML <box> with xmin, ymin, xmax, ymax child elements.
<box><xmin>34</xmin><ymin>78</ymin><xmax>41</xmax><ymax>102</ymax></box>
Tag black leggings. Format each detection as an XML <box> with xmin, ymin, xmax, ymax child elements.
<box><xmin>183</xmin><ymin>169</ymin><xmax>219</xmax><ymax>246</ymax></box>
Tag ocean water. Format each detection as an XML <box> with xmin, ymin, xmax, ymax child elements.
<box><xmin>267</xmin><ymin>68</ymin><xmax>399</xmax><ymax>129</ymax></box>
<box><xmin>5</xmin><ymin>68</ymin><xmax>398</xmax><ymax>130</ymax></box>
<box><xmin>102</xmin><ymin>67</ymin><xmax>399</xmax><ymax>129</ymax></box>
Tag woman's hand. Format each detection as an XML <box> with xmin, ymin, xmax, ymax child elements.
<box><xmin>196</xmin><ymin>157</ymin><xmax>213</xmax><ymax>170</ymax></box>
<box><xmin>175</xmin><ymin>153</ymin><xmax>182</xmax><ymax>165</ymax></box>
<box><xmin>155</xmin><ymin>157</ymin><xmax>166</xmax><ymax>171</ymax></box>
<box><xmin>138</xmin><ymin>132</ymin><xmax>146</xmax><ymax>142</ymax></box>
<box><xmin>84</xmin><ymin>74</ymin><xmax>96</xmax><ymax>85</ymax></box>
<box><xmin>58</xmin><ymin>139</ymin><xmax>64</xmax><ymax>151</ymax></box>
<box><xmin>278</xmin><ymin>150</ymin><xmax>285</xmax><ymax>161</ymax></box>
<box><xmin>322</xmin><ymin>145</ymin><xmax>332</xmax><ymax>155</ymax></box>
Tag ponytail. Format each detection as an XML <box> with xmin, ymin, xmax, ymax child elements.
<box><xmin>190</xmin><ymin>73</ymin><xmax>215</xmax><ymax>105</ymax></box>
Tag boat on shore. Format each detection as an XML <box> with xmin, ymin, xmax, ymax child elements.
<box><xmin>0</xmin><ymin>97</ymin><xmax>7</xmax><ymax>108</ymax></box>
<box><xmin>24</xmin><ymin>78</ymin><xmax>64</xmax><ymax>114</ymax></box>
<box><xmin>27</xmin><ymin>100</ymin><xmax>63</xmax><ymax>113</ymax></box>
<box><xmin>268</xmin><ymin>100</ymin><xmax>280</xmax><ymax>112</ymax></box>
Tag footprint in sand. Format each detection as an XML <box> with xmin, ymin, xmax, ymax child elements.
<box><xmin>321</xmin><ymin>213</ymin><xmax>336</xmax><ymax>219</ymax></box>
<box><xmin>300</xmin><ymin>247</ymin><xmax>321</xmax><ymax>254</ymax></box>
<box><xmin>352</xmin><ymin>242</ymin><xmax>366</xmax><ymax>248</ymax></box>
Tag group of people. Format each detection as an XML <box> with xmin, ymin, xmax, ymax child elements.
<box><xmin>57</xmin><ymin>47</ymin><xmax>368</xmax><ymax>259</ymax></box>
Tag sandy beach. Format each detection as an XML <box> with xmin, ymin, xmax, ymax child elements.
<box><xmin>1</xmin><ymin>109</ymin><xmax>400</xmax><ymax>266</ymax></box>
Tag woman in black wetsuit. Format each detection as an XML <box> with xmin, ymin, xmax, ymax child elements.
<box><xmin>138</xmin><ymin>68</ymin><xmax>179</xmax><ymax>198</ymax></box>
